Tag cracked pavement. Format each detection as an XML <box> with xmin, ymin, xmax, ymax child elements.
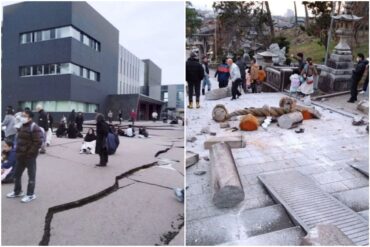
<box><xmin>2</xmin><ymin>122</ymin><xmax>184</xmax><ymax>245</ymax></box>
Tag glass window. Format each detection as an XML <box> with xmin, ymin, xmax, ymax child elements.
<box><xmin>60</xmin><ymin>63</ymin><xmax>70</xmax><ymax>74</ymax></box>
<box><xmin>20</xmin><ymin>34</ymin><xmax>27</xmax><ymax>44</ymax></box>
<box><xmin>49</xmin><ymin>64</ymin><xmax>56</xmax><ymax>74</ymax></box>
<box><xmin>25</xmin><ymin>33</ymin><xmax>33</xmax><ymax>43</ymax></box>
<box><xmin>95</xmin><ymin>42</ymin><xmax>100</xmax><ymax>51</ymax></box>
<box><xmin>50</xmin><ymin>29</ymin><xmax>56</xmax><ymax>39</ymax></box>
<box><xmin>56</xmin><ymin>64</ymin><xmax>61</xmax><ymax>74</ymax></box>
<box><xmin>34</xmin><ymin>31</ymin><xmax>42</xmax><ymax>42</ymax></box>
<box><xmin>33</xmin><ymin>65</ymin><xmax>43</xmax><ymax>75</ymax></box>
<box><xmin>20</xmin><ymin>66</ymin><xmax>32</xmax><ymax>76</ymax></box>
<box><xmin>43</xmin><ymin>101</ymin><xmax>56</xmax><ymax>112</ymax></box>
<box><xmin>71</xmin><ymin>27</ymin><xmax>80</xmax><ymax>41</ymax></box>
<box><xmin>56</xmin><ymin>26</ymin><xmax>71</xmax><ymax>38</ymax></box>
<box><xmin>44</xmin><ymin>64</ymin><xmax>50</xmax><ymax>74</ymax></box>
<box><xmin>82</xmin><ymin>34</ymin><xmax>89</xmax><ymax>46</ymax></box>
<box><xmin>82</xmin><ymin>68</ymin><xmax>88</xmax><ymax>78</ymax></box>
<box><xmin>70</xmin><ymin>64</ymin><xmax>80</xmax><ymax>76</ymax></box>
<box><xmin>42</xmin><ymin>30</ymin><xmax>50</xmax><ymax>41</ymax></box>
<box><xmin>56</xmin><ymin>101</ymin><xmax>70</xmax><ymax>112</ymax></box>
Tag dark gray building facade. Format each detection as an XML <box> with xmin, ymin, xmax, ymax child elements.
<box><xmin>141</xmin><ymin>59</ymin><xmax>162</xmax><ymax>100</ymax></box>
<box><xmin>2</xmin><ymin>1</ymin><xmax>119</xmax><ymax>119</ymax></box>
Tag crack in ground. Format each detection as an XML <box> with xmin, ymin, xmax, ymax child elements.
<box><xmin>154</xmin><ymin>143</ymin><xmax>175</xmax><ymax>158</ymax></box>
<box><xmin>126</xmin><ymin>178</ymin><xmax>174</xmax><ymax>190</ymax></box>
<box><xmin>39</xmin><ymin>161</ymin><xmax>158</xmax><ymax>246</ymax></box>
<box><xmin>156</xmin><ymin>214</ymin><xmax>184</xmax><ymax>245</ymax></box>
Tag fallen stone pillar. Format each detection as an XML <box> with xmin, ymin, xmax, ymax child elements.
<box><xmin>204</xmin><ymin>134</ymin><xmax>246</xmax><ymax>150</ymax></box>
<box><xmin>210</xmin><ymin>142</ymin><xmax>244</xmax><ymax>208</ymax></box>
<box><xmin>205</xmin><ymin>87</ymin><xmax>231</xmax><ymax>100</ymax></box>
<box><xmin>186</xmin><ymin>151</ymin><xmax>199</xmax><ymax>168</ymax></box>
<box><xmin>278</xmin><ymin>112</ymin><xmax>303</xmax><ymax>129</ymax></box>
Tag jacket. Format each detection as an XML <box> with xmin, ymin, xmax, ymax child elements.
<box><xmin>16</xmin><ymin>121</ymin><xmax>42</xmax><ymax>160</ymax></box>
<box><xmin>214</xmin><ymin>64</ymin><xmax>230</xmax><ymax>82</ymax></box>
<box><xmin>229</xmin><ymin>63</ymin><xmax>241</xmax><ymax>82</ymax></box>
<box><xmin>2</xmin><ymin>115</ymin><xmax>17</xmax><ymax>137</ymax></box>
<box><xmin>95</xmin><ymin>120</ymin><xmax>109</xmax><ymax>154</ymax></box>
<box><xmin>2</xmin><ymin>147</ymin><xmax>16</xmax><ymax>169</ymax></box>
<box><xmin>38</xmin><ymin>109</ymin><xmax>49</xmax><ymax>131</ymax></box>
<box><xmin>353</xmin><ymin>60</ymin><xmax>369</xmax><ymax>83</ymax></box>
<box><xmin>250</xmin><ymin>63</ymin><xmax>259</xmax><ymax>81</ymax></box>
<box><xmin>186</xmin><ymin>58</ymin><xmax>204</xmax><ymax>83</ymax></box>
<box><xmin>236</xmin><ymin>59</ymin><xmax>246</xmax><ymax>80</ymax></box>
<box><xmin>258</xmin><ymin>69</ymin><xmax>266</xmax><ymax>82</ymax></box>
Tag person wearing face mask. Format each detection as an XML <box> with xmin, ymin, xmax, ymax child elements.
<box><xmin>6</xmin><ymin>109</ymin><xmax>42</xmax><ymax>203</ymax></box>
<box><xmin>348</xmin><ymin>53</ymin><xmax>369</xmax><ymax>103</ymax></box>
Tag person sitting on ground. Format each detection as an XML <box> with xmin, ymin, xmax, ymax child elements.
<box><xmin>124</xmin><ymin>125</ymin><xmax>135</xmax><ymax>137</ymax></box>
<box><xmin>56</xmin><ymin>121</ymin><xmax>67</xmax><ymax>138</ymax></box>
<box><xmin>257</xmin><ymin>66</ymin><xmax>266</xmax><ymax>93</ymax></box>
<box><xmin>2</xmin><ymin>140</ymin><xmax>16</xmax><ymax>183</ymax></box>
<box><xmin>138</xmin><ymin>127</ymin><xmax>149</xmax><ymax>138</ymax></box>
<box><xmin>80</xmin><ymin>128</ymin><xmax>97</xmax><ymax>154</ymax></box>
<box><xmin>67</xmin><ymin>123</ymin><xmax>78</xmax><ymax>139</ymax></box>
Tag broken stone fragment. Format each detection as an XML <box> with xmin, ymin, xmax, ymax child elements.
<box><xmin>204</xmin><ymin>134</ymin><xmax>246</xmax><ymax>150</ymax></box>
<box><xmin>220</xmin><ymin>122</ymin><xmax>230</xmax><ymax>128</ymax></box>
<box><xmin>352</xmin><ymin>116</ymin><xmax>366</xmax><ymax>126</ymax></box>
<box><xmin>205</xmin><ymin>87</ymin><xmax>231</xmax><ymax>100</ymax></box>
<box><xmin>193</xmin><ymin>171</ymin><xmax>206</xmax><ymax>176</ymax></box>
<box><xmin>200</xmin><ymin>126</ymin><xmax>210</xmax><ymax>134</ymax></box>
<box><xmin>301</xmin><ymin>224</ymin><xmax>354</xmax><ymax>245</ymax></box>
<box><xmin>186</xmin><ymin>151</ymin><xmax>199</xmax><ymax>168</ymax></box>
<box><xmin>186</xmin><ymin>136</ymin><xmax>197</xmax><ymax>143</ymax></box>
<box><xmin>278</xmin><ymin>112</ymin><xmax>303</xmax><ymax>129</ymax></box>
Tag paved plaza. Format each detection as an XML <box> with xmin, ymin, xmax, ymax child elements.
<box><xmin>2</xmin><ymin>122</ymin><xmax>184</xmax><ymax>245</ymax></box>
<box><xmin>186</xmin><ymin>74</ymin><xmax>369</xmax><ymax>245</ymax></box>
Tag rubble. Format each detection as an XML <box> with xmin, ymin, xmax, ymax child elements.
<box><xmin>301</xmin><ymin>224</ymin><xmax>354</xmax><ymax>245</ymax></box>
<box><xmin>277</xmin><ymin>112</ymin><xmax>303</xmax><ymax>129</ymax></box>
<box><xmin>186</xmin><ymin>136</ymin><xmax>197</xmax><ymax>143</ymax></box>
<box><xmin>186</xmin><ymin>151</ymin><xmax>199</xmax><ymax>168</ymax></box>
<box><xmin>220</xmin><ymin>122</ymin><xmax>230</xmax><ymax>128</ymax></box>
<box><xmin>204</xmin><ymin>134</ymin><xmax>246</xmax><ymax>150</ymax></box>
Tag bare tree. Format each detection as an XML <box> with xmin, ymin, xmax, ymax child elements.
<box><xmin>264</xmin><ymin>1</ymin><xmax>275</xmax><ymax>39</ymax></box>
<box><xmin>294</xmin><ymin>1</ymin><xmax>298</xmax><ymax>26</ymax></box>
<box><xmin>303</xmin><ymin>1</ymin><xmax>309</xmax><ymax>29</ymax></box>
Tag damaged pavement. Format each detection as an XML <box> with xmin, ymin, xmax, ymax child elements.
<box><xmin>186</xmin><ymin>78</ymin><xmax>369</xmax><ymax>245</ymax></box>
<box><xmin>2</xmin><ymin>122</ymin><xmax>184</xmax><ymax>245</ymax></box>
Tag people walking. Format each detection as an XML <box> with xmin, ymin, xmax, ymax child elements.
<box><xmin>236</xmin><ymin>56</ymin><xmax>247</xmax><ymax>93</ymax></box>
<box><xmin>250</xmin><ymin>58</ymin><xmax>260</xmax><ymax>93</ymax></box>
<box><xmin>95</xmin><ymin>114</ymin><xmax>109</xmax><ymax>167</ymax></box>
<box><xmin>130</xmin><ymin>109</ymin><xmax>137</xmax><ymax>125</ymax></box>
<box><xmin>6</xmin><ymin>109</ymin><xmax>42</xmax><ymax>203</ymax></box>
<box><xmin>215</xmin><ymin>58</ymin><xmax>230</xmax><ymax>88</ymax></box>
<box><xmin>75</xmin><ymin>112</ymin><xmax>84</xmax><ymax>133</ymax></box>
<box><xmin>36</xmin><ymin>105</ymin><xmax>48</xmax><ymax>153</ymax></box>
<box><xmin>201</xmin><ymin>56</ymin><xmax>211</xmax><ymax>95</ymax></box>
<box><xmin>2</xmin><ymin>108</ymin><xmax>17</xmax><ymax>143</ymax></box>
<box><xmin>186</xmin><ymin>52</ymin><xmax>204</xmax><ymax>109</ymax></box>
<box><xmin>348</xmin><ymin>53</ymin><xmax>369</xmax><ymax>103</ymax></box>
<box><xmin>226</xmin><ymin>58</ymin><xmax>242</xmax><ymax>100</ymax></box>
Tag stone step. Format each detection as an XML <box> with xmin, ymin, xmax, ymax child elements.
<box><xmin>186</xmin><ymin>204</ymin><xmax>294</xmax><ymax>245</ymax></box>
<box><xmin>333</xmin><ymin>187</ymin><xmax>369</xmax><ymax>212</ymax></box>
<box><xmin>222</xmin><ymin>226</ymin><xmax>305</xmax><ymax>246</ymax></box>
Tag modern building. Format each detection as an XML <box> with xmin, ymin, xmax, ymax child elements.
<box><xmin>2</xmin><ymin>1</ymin><xmax>119</xmax><ymax>119</ymax></box>
<box><xmin>161</xmin><ymin>84</ymin><xmax>184</xmax><ymax>113</ymax></box>
<box><xmin>141</xmin><ymin>59</ymin><xmax>162</xmax><ymax>101</ymax></box>
<box><xmin>118</xmin><ymin>45</ymin><xmax>145</xmax><ymax>94</ymax></box>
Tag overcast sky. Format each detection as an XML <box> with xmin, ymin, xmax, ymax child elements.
<box><xmin>2</xmin><ymin>1</ymin><xmax>185</xmax><ymax>85</ymax></box>
<box><xmin>192</xmin><ymin>1</ymin><xmax>307</xmax><ymax>17</ymax></box>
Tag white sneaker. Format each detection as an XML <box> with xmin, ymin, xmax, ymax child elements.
<box><xmin>360</xmin><ymin>90</ymin><xmax>365</xmax><ymax>94</ymax></box>
<box><xmin>21</xmin><ymin>194</ymin><xmax>37</xmax><ymax>203</ymax></box>
<box><xmin>6</xmin><ymin>191</ymin><xmax>25</xmax><ymax>198</ymax></box>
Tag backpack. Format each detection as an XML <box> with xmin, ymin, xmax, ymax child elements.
<box><xmin>30</xmin><ymin>122</ymin><xmax>45</xmax><ymax>145</ymax></box>
<box><xmin>106</xmin><ymin>132</ymin><xmax>119</xmax><ymax>155</ymax></box>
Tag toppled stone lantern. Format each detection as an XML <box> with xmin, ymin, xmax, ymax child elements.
<box><xmin>318</xmin><ymin>3</ymin><xmax>362</xmax><ymax>92</ymax></box>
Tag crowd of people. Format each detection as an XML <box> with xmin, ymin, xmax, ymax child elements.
<box><xmin>186</xmin><ymin>52</ymin><xmax>267</xmax><ymax>107</ymax></box>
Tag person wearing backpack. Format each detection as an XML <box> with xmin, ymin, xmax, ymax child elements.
<box><xmin>95</xmin><ymin>114</ymin><xmax>109</xmax><ymax>167</ymax></box>
<box><xmin>6</xmin><ymin>109</ymin><xmax>42</xmax><ymax>203</ymax></box>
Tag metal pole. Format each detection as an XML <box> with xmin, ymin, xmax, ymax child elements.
<box><xmin>325</xmin><ymin>1</ymin><xmax>336</xmax><ymax>65</ymax></box>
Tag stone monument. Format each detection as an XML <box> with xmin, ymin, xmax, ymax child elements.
<box><xmin>317</xmin><ymin>3</ymin><xmax>362</xmax><ymax>92</ymax></box>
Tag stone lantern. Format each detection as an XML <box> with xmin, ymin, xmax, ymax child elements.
<box><xmin>257</xmin><ymin>51</ymin><xmax>278</xmax><ymax>69</ymax></box>
<box><xmin>317</xmin><ymin>2</ymin><xmax>362</xmax><ymax>92</ymax></box>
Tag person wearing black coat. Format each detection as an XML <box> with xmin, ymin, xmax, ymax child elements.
<box><xmin>236</xmin><ymin>56</ymin><xmax>247</xmax><ymax>93</ymax></box>
<box><xmin>348</xmin><ymin>53</ymin><xmax>369</xmax><ymax>103</ymax></box>
<box><xmin>68</xmin><ymin>109</ymin><xmax>76</xmax><ymax>125</ymax></box>
<box><xmin>67</xmin><ymin>123</ymin><xmax>78</xmax><ymax>139</ymax></box>
<box><xmin>186</xmin><ymin>52</ymin><xmax>204</xmax><ymax>109</ymax></box>
<box><xmin>95</xmin><ymin>114</ymin><xmax>109</xmax><ymax>167</ymax></box>
<box><xmin>75</xmin><ymin>112</ymin><xmax>84</xmax><ymax>132</ymax></box>
<box><xmin>36</xmin><ymin>105</ymin><xmax>48</xmax><ymax>153</ymax></box>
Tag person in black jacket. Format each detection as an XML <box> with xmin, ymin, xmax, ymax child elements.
<box><xmin>75</xmin><ymin>112</ymin><xmax>84</xmax><ymax>133</ymax></box>
<box><xmin>348</xmin><ymin>53</ymin><xmax>369</xmax><ymax>103</ymax></box>
<box><xmin>36</xmin><ymin>105</ymin><xmax>48</xmax><ymax>153</ymax></box>
<box><xmin>236</xmin><ymin>56</ymin><xmax>247</xmax><ymax>93</ymax></box>
<box><xmin>95</xmin><ymin>114</ymin><xmax>109</xmax><ymax>167</ymax></box>
<box><xmin>68</xmin><ymin>109</ymin><xmax>76</xmax><ymax>125</ymax></box>
<box><xmin>186</xmin><ymin>52</ymin><xmax>204</xmax><ymax>109</ymax></box>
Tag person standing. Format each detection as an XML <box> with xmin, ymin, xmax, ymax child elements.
<box><xmin>298</xmin><ymin>57</ymin><xmax>318</xmax><ymax>98</ymax></box>
<box><xmin>68</xmin><ymin>109</ymin><xmax>76</xmax><ymax>125</ymax></box>
<box><xmin>118</xmin><ymin>110</ymin><xmax>123</xmax><ymax>125</ymax></box>
<box><xmin>257</xmin><ymin>66</ymin><xmax>266</xmax><ymax>93</ymax></box>
<box><xmin>6</xmin><ymin>109</ymin><xmax>42</xmax><ymax>203</ymax></box>
<box><xmin>36</xmin><ymin>105</ymin><xmax>48</xmax><ymax>153</ymax></box>
<box><xmin>46</xmin><ymin>112</ymin><xmax>53</xmax><ymax>146</ymax></box>
<box><xmin>348</xmin><ymin>53</ymin><xmax>369</xmax><ymax>103</ymax></box>
<box><xmin>2</xmin><ymin>108</ymin><xmax>17</xmax><ymax>142</ymax></box>
<box><xmin>130</xmin><ymin>109</ymin><xmax>137</xmax><ymax>126</ymax></box>
<box><xmin>214</xmin><ymin>58</ymin><xmax>230</xmax><ymax>88</ymax></box>
<box><xmin>152</xmin><ymin>111</ymin><xmax>158</xmax><ymax>122</ymax></box>
<box><xmin>95</xmin><ymin>114</ymin><xmax>109</xmax><ymax>167</ymax></box>
<box><xmin>107</xmin><ymin>110</ymin><xmax>113</xmax><ymax>124</ymax></box>
<box><xmin>360</xmin><ymin>62</ymin><xmax>369</xmax><ymax>94</ymax></box>
<box><xmin>201</xmin><ymin>56</ymin><xmax>211</xmax><ymax>95</ymax></box>
<box><xmin>250</xmin><ymin>58</ymin><xmax>260</xmax><ymax>93</ymax></box>
<box><xmin>227</xmin><ymin>58</ymin><xmax>242</xmax><ymax>100</ymax></box>
<box><xmin>75</xmin><ymin>112</ymin><xmax>84</xmax><ymax>133</ymax></box>
<box><xmin>186</xmin><ymin>52</ymin><xmax>204</xmax><ymax>109</ymax></box>
<box><xmin>292</xmin><ymin>52</ymin><xmax>306</xmax><ymax>74</ymax></box>
<box><xmin>236</xmin><ymin>56</ymin><xmax>247</xmax><ymax>93</ymax></box>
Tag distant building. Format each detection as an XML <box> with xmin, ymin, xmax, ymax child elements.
<box><xmin>161</xmin><ymin>84</ymin><xmax>184</xmax><ymax>115</ymax></box>
<box><xmin>141</xmin><ymin>59</ymin><xmax>162</xmax><ymax>100</ymax></box>
<box><xmin>118</xmin><ymin>45</ymin><xmax>145</xmax><ymax>94</ymax></box>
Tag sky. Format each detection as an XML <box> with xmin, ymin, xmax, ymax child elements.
<box><xmin>2</xmin><ymin>1</ymin><xmax>185</xmax><ymax>85</ymax></box>
<box><xmin>192</xmin><ymin>1</ymin><xmax>307</xmax><ymax>17</ymax></box>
